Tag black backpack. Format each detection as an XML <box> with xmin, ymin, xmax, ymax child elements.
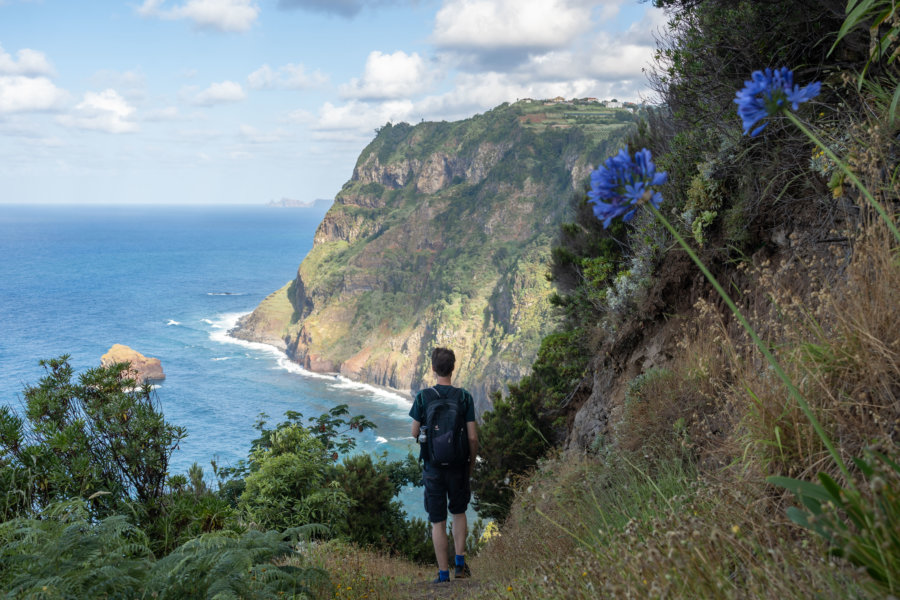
<box><xmin>423</xmin><ymin>386</ymin><xmax>469</xmax><ymax>468</ymax></box>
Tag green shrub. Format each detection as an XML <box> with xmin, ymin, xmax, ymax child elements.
<box><xmin>0</xmin><ymin>356</ymin><xmax>185</xmax><ymax>518</ymax></box>
<box><xmin>141</xmin><ymin>464</ymin><xmax>237</xmax><ymax>555</ymax></box>
<box><xmin>238</xmin><ymin>429</ymin><xmax>349</xmax><ymax>532</ymax></box>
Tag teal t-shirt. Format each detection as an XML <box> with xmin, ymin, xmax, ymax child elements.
<box><xmin>409</xmin><ymin>384</ymin><xmax>476</xmax><ymax>425</ymax></box>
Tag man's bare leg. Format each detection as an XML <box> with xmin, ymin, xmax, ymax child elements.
<box><xmin>452</xmin><ymin>512</ymin><xmax>467</xmax><ymax>556</ymax></box>
<box><xmin>431</xmin><ymin>521</ymin><xmax>450</xmax><ymax>571</ymax></box>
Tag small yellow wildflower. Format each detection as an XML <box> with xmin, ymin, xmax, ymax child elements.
<box><xmin>731</xmin><ymin>525</ymin><xmax>740</xmax><ymax>535</ymax></box>
<box><xmin>507</xmin><ymin>586</ymin><xmax>513</xmax><ymax>591</ymax></box>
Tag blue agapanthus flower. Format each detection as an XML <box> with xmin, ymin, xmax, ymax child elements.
<box><xmin>734</xmin><ymin>67</ymin><xmax>821</xmax><ymax>136</ymax></box>
<box><xmin>588</xmin><ymin>147</ymin><xmax>668</xmax><ymax>228</ymax></box>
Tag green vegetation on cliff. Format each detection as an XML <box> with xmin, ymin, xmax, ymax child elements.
<box><xmin>235</xmin><ymin>101</ymin><xmax>639</xmax><ymax>409</ymax></box>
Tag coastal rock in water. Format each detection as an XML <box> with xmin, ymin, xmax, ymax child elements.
<box><xmin>101</xmin><ymin>344</ymin><xmax>166</xmax><ymax>383</ymax></box>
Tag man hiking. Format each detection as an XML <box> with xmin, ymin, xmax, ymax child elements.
<box><xmin>410</xmin><ymin>347</ymin><xmax>478</xmax><ymax>584</ymax></box>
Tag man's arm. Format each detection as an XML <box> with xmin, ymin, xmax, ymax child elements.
<box><xmin>467</xmin><ymin>421</ymin><xmax>478</xmax><ymax>476</ymax></box>
<box><xmin>409</xmin><ymin>392</ymin><xmax>422</xmax><ymax>440</ymax></box>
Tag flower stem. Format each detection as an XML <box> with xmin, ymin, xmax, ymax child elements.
<box><xmin>647</xmin><ymin>204</ymin><xmax>853</xmax><ymax>485</ymax></box>
<box><xmin>785</xmin><ymin>111</ymin><xmax>900</xmax><ymax>245</ymax></box>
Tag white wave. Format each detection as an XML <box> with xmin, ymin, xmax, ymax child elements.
<box><xmin>211</xmin><ymin>357</ymin><xmax>232</xmax><ymax>361</ymax></box>
<box><xmin>166</xmin><ymin>319</ymin><xmax>181</xmax><ymax>326</ymax></box>
<box><xmin>207</xmin><ymin>292</ymin><xmax>246</xmax><ymax>296</ymax></box>
<box><xmin>124</xmin><ymin>384</ymin><xmax>161</xmax><ymax>393</ymax></box>
<box><xmin>274</xmin><ymin>355</ymin><xmax>339</xmax><ymax>381</ymax></box>
<box><xmin>205</xmin><ymin>312</ymin><xmax>413</xmax><ymax>411</ymax></box>
<box><xmin>208</xmin><ymin>313</ymin><xmax>279</xmax><ymax>355</ymax></box>
<box><xmin>375</xmin><ymin>436</ymin><xmax>388</xmax><ymax>444</ymax></box>
<box><xmin>330</xmin><ymin>376</ymin><xmax>412</xmax><ymax>409</ymax></box>
<box><xmin>390</xmin><ymin>436</ymin><xmax>412</xmax><ymax>442</ymax></box>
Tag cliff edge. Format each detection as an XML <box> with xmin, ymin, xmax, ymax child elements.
<box><xmin>233</xmin><ymin>101</ymin><xmax>634</xmax><ymax>412</ymax></box>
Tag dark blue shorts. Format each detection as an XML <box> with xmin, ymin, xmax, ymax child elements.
<box><xmin>423</xmin><ymin>462</ymin><xmax>470</xmax><ymax>523</ymax></box>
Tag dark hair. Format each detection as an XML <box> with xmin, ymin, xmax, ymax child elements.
<box><xmin>431</xmin><ymin>347</ymin><xmax>455</xmax><ymax>377</ymax></box>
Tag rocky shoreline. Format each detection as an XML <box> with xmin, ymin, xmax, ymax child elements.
<box><xmin>228</xmin><ymin>315</ymin><xmax>413</xmax><ymax>402</ymax></box>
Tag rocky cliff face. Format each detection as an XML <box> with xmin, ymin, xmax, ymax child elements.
<box><xmin>233</xmin><ymin>102</ymin><xmax>633</xmax><ymax>414</ymax></box>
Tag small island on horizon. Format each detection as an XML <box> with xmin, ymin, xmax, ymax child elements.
<box><xmin>267</xmin><ymin>197</ymin><xmax>332</xmax><ymax>209</ymax></box>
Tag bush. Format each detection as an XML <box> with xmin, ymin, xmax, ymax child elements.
<box><xmin>335</xmin><ymin>452</ymin><xmax>427</xmax><ymax>559</ymax></box>
<box><xmin>0</xmin><ymin>357</ymin><xmax>185</xmax><ymax>518</ymax></box>
<box><xmin>238</xmin><ymin>428</ymin><xmax>350</xmax><ymax>532</ymax></box>
<box><xmin>217</xmin><ymin>408</ymin><xmax>429</xmax><ymax>562</ymax></box>
<box><xmin>142</xmin><ymin>464</ymin><xmax>237</xmax><ymax>555</ymax></box>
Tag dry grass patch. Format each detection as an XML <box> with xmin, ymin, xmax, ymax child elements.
<box><xmin>476</xmin><ymin>454</ymin><xmax>866</xmax><ymax>599</ymax></box>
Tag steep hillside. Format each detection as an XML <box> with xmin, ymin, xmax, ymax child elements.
<box><xmin>233</xmin><ymin>101</ymin><xmax>635</xmax><ymax>410</ymax></box>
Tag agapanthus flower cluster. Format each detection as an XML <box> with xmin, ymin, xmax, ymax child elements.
<box><xmin>734</xmin><ymin>67</ymin><xmax>821</xmax><ymax>136</ymax></box>
<box><xmin>588</xmin><ymin>147</ymin><xmax>668</xmax><ymax>228</ymax></box>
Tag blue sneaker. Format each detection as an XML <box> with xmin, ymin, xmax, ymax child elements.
<box><xmin>432</xmin><ymin>570</ymin><xmax>450</xmax><ymax>583</ymax></box>
<box><xmin>454</xmin><ymin>563</ymin><xmax>471</xmax><ymax>579</ymax></box>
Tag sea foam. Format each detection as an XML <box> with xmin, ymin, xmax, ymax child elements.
<box><xmin>207</xmin><ymin>312</ymin><xmax>412</xmax><ymax>410</ymax></box>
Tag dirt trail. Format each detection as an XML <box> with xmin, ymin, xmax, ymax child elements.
<box><xmin>393</xmin><ymin>578</ymin><xmax>491</xmax><ymax>599</ymax></box>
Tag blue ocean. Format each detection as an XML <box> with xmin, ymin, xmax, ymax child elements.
<box><xmin>0</xmin><ymin>203</ymin><xmax>423</xmax><ymax>511</ymax></box>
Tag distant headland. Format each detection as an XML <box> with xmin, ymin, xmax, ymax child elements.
<box><xmin>266</xmin><ymin>197</ymin><xmax>332</xmax><ymax>209</ymax></box>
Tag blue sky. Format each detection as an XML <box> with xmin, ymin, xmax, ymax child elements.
<box><xmin>0</xmin><ymin>0</ymin><xmax>666</xmax><ymax>204</ymax></box>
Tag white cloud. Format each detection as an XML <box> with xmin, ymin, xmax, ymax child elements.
<box><xmin>314</xmin><ymin>99</ymin><xmax>414</xmax><ymax>133</ymax></box>
<box><xmin>312</xmin><ymin>62</ymin><xmax>650</xmax><ymax>142</ymax></box>
<box><xmin>623</xmin><ymin>6</ymin><xmax>668</xmax><ymax>46</ymax></box>
<box><xmin>192</xmin><ymin>80</ymin><xmax>246</xmax><ymax>105</ymax></box>
<box><xmin>177</xmin><ymin>128</ymin><xmax>225</xmax><ymax>141</ymax></box>
<box><xmin>415</xmin><ymin>71</ymin><xmax>604</xmax><ymax>118</ymax></box>
<box><xmin>58</xmin><ymin>89</ymin><xmax>138</xmax><ymax>133</ymax></box>
<box><xmin>89</xmin><ymin>69</ymin><xmax>146</xmax><ymax>100</ymax></box>
<box><xmin>238</xmin><ymin>124</ymin><xmax>288</xmax><ymax>143</ymax></box>
<box><xmin>282</xmin><ymin>108</ymin><xmax>314</xmax><ymax>124</ymax></box>
<box><xmin>0</xmin><ymin>45</ymin><xmax>55</xmax><ymax>76</ymax></box>
<box><xmin>0</xmin><ymin>76</ymin><xmax>67</xmax><ymax>112</ymax></box>
<box><xmin>137</xmin><ymin>0</ymin><xmax>259</xmax><ymax>32</ymax></box>
<box><xmin>433</xmin><ymin>0</ymin><xmax>595</xmax><ymax>51</ymax></box>
<box><xmin>584</xmin><ymin>40</ymin><xmax>654</xmax><ymax>80</ymax></box>
<box><xmin>521</xmin><ymin>40</ymin><xmax>653</xmax><ymax>83</ymax></box>
<box><xmin>339</xmin><ymin>51</ymin><xmax>437</xmax><ymax>100</ymax></box>
<box><xmin>143</xmin><ymin>106</ymin><xmax>182</xmax><ymax>121</ymax></box>
<box><xmin>247</xmin><ymin>63</ymin><xmax>327</xmax><ymax>90</ymax></box>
